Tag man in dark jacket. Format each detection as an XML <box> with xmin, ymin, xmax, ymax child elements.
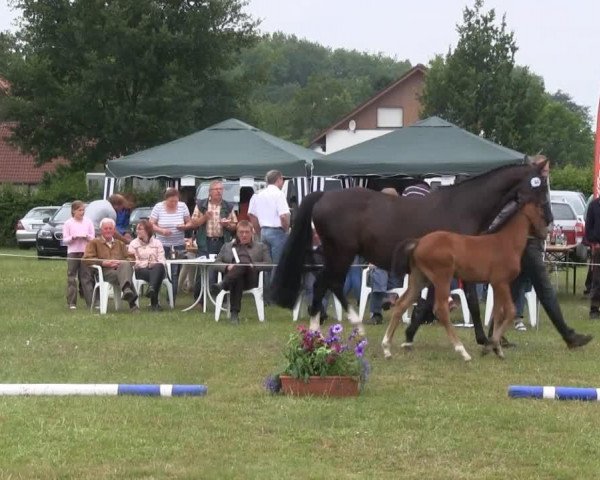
<box><xmin>212</xmin><ymin>220</ymin><xmax>271</xmax><ymax>324</ymax></box>
<box><xmin>585</xmin><ymin>195</ymin><xmax>600</xmax><ymax>318</ymax></box>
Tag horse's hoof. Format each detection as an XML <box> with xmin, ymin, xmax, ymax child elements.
<box><xmin>383</xmin><ymin>351</ymin><xmax>392</xmax><ymax>359</ymax></box>
<box><xmin>493</xmin><ymin>346</ymin><xmax>505</xmax><ymax>359</ymax></box>
<box><xmin>481</xmin><ymin>345</ymin><xmax>492</xmax><ymax>356</ymax></box>
<box><xmin>400</xmin><ymin>342</ymin><xmax>413</xmax><ymax>351</ymax></box>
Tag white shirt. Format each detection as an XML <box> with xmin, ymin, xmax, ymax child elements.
<box><xmin>150</xmin><ymin>201</ymin><xmax>190</xmax><ymax>247</ymax></box>
<box><xmin>248</xmin><ymin>185</ymin><xmax>290</xmax><ymax>228</ymax></box>
<box><xmin>85</xmin><ymin>200</ymin><xmax>116</xmax><ymax>229</ymax></box>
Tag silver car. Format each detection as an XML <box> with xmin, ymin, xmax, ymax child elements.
<box><xmin>15</xmin><ymin>206</ymin><xmax>60</xmax><ymax>248</ymax></box>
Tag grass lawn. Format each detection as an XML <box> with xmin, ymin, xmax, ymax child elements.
<box><xmin>0</xmin><ymin>247</ymin><xmax>599</xmax><ymax>479</ymax></box>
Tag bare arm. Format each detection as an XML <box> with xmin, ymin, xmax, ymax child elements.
<box><xmin>249</xmin><ymin>213</ymin><xmax>260</xmax><ymax>236</ymax></box>
<box><xmin>280</xmin><ymin>213</ymin><xmax>290</xmax><ymax>232</ymax></box>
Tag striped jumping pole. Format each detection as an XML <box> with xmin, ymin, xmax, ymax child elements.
<box><xmin>0</xmin><ymin>384</ymin><xmax>207</xmax><ymax>397</ymax></box>
<box><xmin>508</xmin><ymin>385</ymin><xmax>600</xmax><ymax>401</ymax></box>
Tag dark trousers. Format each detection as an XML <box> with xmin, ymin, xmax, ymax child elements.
<box><xmin>66</xmin><ymin>252</ymin><xmax>93</xmax><ymax>307</ymax></box>
<box><xmin>514</xmin><ymin>239</ymin><xmax>574</xmax><ymax>340</ymax></box>
<box><xmin>135</xmin><ymin>264</ymin><xmax>166</xmax><ymax>306</ymax></box>
<box><xmin>194</xmin><ymin>237</ymin><xmax>224</xmax><ymax>299</ymax></box>
<box><xmin>222</xmin><ymin>266</ymin><xmax>259</xmax><ymax>313</ymax></box>
<box><xmin>164</xmin><ymin>245</ymin><xmax>185</xmax><ymax>299</ymax></box>
<box><xmin>590</xmin><ymin>246</ymin><xmax>600</xmax><ymax>311</ymax></box>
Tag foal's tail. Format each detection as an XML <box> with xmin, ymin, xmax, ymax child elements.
<box><xmin>391</xmin><ymin>238</ymin><xmax>419</xmax><ymax>277</ymax></box>
<box><xmin>271</xmin><ymin>191</ymin><xmax>325</xmax><ymax>309</ymax></box>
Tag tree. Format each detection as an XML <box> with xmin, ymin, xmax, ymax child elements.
<box><xmin>5</xmin><ymin>0</ymin><xmax>258</xmax><ymax>168</ymax></box>
<box><xmin>421</xmin><ymin>0</ymin><xmax>593</xmax><ymax>165</ymax></box>
<box><xmin>422</xmin><ymin>0</ymin><xmax>518</xmax><ymax>145</ymax></box>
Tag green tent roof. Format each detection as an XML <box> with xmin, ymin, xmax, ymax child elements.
<box><xmin>106</xmin><ymin>119</ymin><xmax>318</xmax><ymax>178</ymax></box>
<box><xmin>312</xmin><ymin>116</ymin><xmax>525</xmax><ymax>176</ymax></box>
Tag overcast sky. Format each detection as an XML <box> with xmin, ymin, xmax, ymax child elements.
<box><xmin>2</xmin><ymin>0</ymin><xmax>599</xmax><ymax>124</ymax></box>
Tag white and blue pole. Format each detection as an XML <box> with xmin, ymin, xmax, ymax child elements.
<box><xmin>509</xmin><ymin>385</ymin><xmax>600</xmax><ymax>401</ymax></box>
<box><xmin>0</xmin><ymin>384</ymin><xmax>207</xmax><ymax>397</ymax></box>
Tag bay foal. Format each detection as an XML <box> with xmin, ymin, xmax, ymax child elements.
<box><xmin>382</xmin><ymin>202</ymin><xmax>548</xmax><ymax>361</ymax></box>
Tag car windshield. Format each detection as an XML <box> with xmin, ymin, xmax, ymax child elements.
<box><xmin>550</xmin><ymin>192</ymin><xmax>585</xmax><ymax>216</ymax></box>
<box><xmin>130</xmin><ymin>207</ymin><xmax>153</xmax><ymax>222</ymax></box>
<box><xmin>51</xmin><ymin>205</ymin><xmax>73</xmax><ymax>223</ymax></box>
<box><xmin>25</xmin><ymin>207</ymin><xmax>58</xmax><ymax>220</ymax></box>
<box><xmin>551</xmin><ymin>203</ymin><xmax>576</xmax><ymax>221</ymax></box>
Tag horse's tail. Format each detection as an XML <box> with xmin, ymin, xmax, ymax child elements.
<box><xmin>391</xmin><ymin>238</ymin><xmax>419</xmax><ymax>277</ymax></box>
<box><xmin>271</xmin><ymin>191</ymin><xmax>325</xmax><ymax>309</ymax></box>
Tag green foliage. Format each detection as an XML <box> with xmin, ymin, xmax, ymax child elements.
<box><xmin>421</xmin><ymin>0</ymin><xmax>594</xmax><ymax>165</ymax></box>
<box><xmin>5</xmin><ymin>0</ymin><xmax>258</xmax><ymax>169</ymax></box>
<box><xmin>239</xmin><ymin>33</ymin><xmax>411</xmax><ymax>143</ymax></box>
<box><xmin>550</xmin><ymin>164</ymin><xmax>593</xmax><ymax>197</ymax></box>
<box><xmin>282</xmin><ymin>325</ymin><xmax>366</xmax><ymax>381</ymax></box>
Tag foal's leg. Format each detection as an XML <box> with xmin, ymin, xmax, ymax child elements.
<box><xmin>404</xmin><ymin>282</ymin><xmax>434</xmax><ymax>344</ymax></box>
<box><xmin>382</xmin><ymin>277</ymin><xmax>423</xmax><ymax>358</ymax></box>
<box><xmin>433</xmin><ymin>279</ymin><xmax>472</xmax><ymax>362</ymax></box>
<box><xmin>489</xmin><ymin>284</ymin><xmax>515</xmax><ymax>359</ymax></box>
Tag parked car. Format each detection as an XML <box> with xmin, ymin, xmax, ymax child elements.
<box><xmin>36</xmin><ymin>203</ymin><xmax>72</xmax><ymax>258</ymax></box>
<box><xmin>550</xmin><ymin>190</ymin><xmax>586</xmax><ymax>221</ymax></box>
<box><xmin>129</xmin><ymin>206</ymin><xmax>153</xmax><ymax>236</ymax></box>
<box><xmin>15</xmin><ymin>206</ymin><xmax>60</xmax><ymax>248</ymax></box>
<box><xmin>550</xmin><ymin>200</ymin><xmax>585</xmax><ymax>248</ymax></box>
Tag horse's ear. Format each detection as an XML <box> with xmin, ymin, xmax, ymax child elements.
<box><xmin>534</xmin><ymin>158</ymin><xmax>549</xmax><ymax>172</ymax></box>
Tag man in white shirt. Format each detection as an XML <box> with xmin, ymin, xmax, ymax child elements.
<box><xmin>248</xmin><ymin>170</ymin><xmax>290</xmax><ymax>266</ymax></box>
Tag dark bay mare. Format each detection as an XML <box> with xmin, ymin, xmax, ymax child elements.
<box><xmin>272</xmin><ymin>161</ymin><xmax>549</xmax><ymax>343</ymax></box>
<box><xmin>382</xmin><ymin>201</ymin><xmax>549</xmax><ymax>362</ymax></box>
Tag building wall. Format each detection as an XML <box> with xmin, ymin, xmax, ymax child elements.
<box><xmin>319</xmin><ymin>70</ymin><xmax>425</xmax><ymax>154</ymax></box>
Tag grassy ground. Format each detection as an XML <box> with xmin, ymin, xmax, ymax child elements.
<box><xmin>0</xmin><ymin>247</ymin><xmax>599</xmax><ymax>479</ymax></box>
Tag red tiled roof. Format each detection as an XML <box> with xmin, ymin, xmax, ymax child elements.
<box><xmin>0</xmin><ymin>122</ymin><xmax>68</xmax><ymax>184</ymax></box>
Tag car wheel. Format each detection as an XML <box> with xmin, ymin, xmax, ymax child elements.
<box><xmin>37</xmin><ymin>249</ymin><xmax>48</xmax><ymax>260</ymax></box>
<box><xmin>18</xmin><ymin>243</ymin><xmax>31</xmax><ymax>250</ymax></box>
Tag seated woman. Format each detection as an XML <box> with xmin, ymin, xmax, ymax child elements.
<box><xmin>128</xmin><ymin>219</ymin><xmax>166</xmax><ymax>311</ymax></box>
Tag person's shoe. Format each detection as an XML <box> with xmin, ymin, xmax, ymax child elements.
<box><xmin>145</xmin><ymin>286</ymin><xmax>155</xmax><ymax>299</ymax></box>
<box><xmin>122</xmin><ymin>287</ymin><xmax>137</xmax><ymax>304</ymax></box>
<box><xmin>589</xmin><ymin>309</ymin><xmax>600</xmax><ymax>320</ymax></box>
<box><xmin>565</xmin><ymin>333</ymin><xmax>593</xmax><ymax>349</ymax></box>
<box><xmin>210</xmin><ymin>282</ymin><xmax>225</xmax><ymax>296</ymax></box>
<box><xmin>230</xmin><ymin>311</ymin><xmax>240</xmax><ymax>325</ymax></box>
<box><xmin>514</xmin><ymin>318</ymin><xmax>527</xmax><ymax>331</ymax></box>
<box><xmin>382</xmin><ymin>294</ymin><xmax>399</xmax><ymax>311</ymax></box>
<box><xmin>150</xmin><ymin>304</ymin><xmax>163</xmax><ymax>312</ymax></box>
<box><xmin>68</xmin><ymin>305</ymin><xmax>76</xmax><ymax>310</ymax></box>
<box><xmin>364</xmin><ymin>313</ymin><xmax>383</xmax><ymax>325</ymax></box>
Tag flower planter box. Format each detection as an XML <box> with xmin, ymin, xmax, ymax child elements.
<box><xmin>279</xmin><ymin>375</ymin><xmax>360</xmax><ymax>397</ymax></box>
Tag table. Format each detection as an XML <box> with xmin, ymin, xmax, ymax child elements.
<box><xmin>166</xmin><ymin>257</ymin><xmax>217</xmax><ymax>312</ymax></box>
<box><xmin>544</xmin><ymin>244</ymin><xmax>578</xmax><ymax>294</ymax></box>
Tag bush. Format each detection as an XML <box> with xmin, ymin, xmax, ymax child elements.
<box><xmin>550</xmin><ymin>163</ymin><xmax>593</xmax><ymax>197</ymax></box>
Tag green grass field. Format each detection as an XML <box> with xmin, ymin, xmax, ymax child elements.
<box><xmin>0</xmin><ymin>247</ymin><xmax>599</xmax><ymax>479</ymax></box>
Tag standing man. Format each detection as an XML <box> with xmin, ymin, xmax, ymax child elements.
<box><xmin>212</xmin><ymin>220</ymin><xmax>271</xmax><ymax>324</ymax></box>
<box><xmin>585</xmin><ymin>194</ymin><xmax>600</xmax><ymax>319</ymax></box>
<box><xmin>191</xmin><ymin>180</ymin><xmax>237</xmax><ymax>298</ymax></box>
<box><xmin>85</xmin><ymin>194</ymin><xmax>130</xmax><ymax>243</ymax></box>
<box><xmin>248</xmin><ymin>170</ymin><xmax>290</xmax><ymax>266</ymax></box>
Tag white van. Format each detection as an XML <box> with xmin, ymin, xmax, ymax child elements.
<box><xmin>550</xmin><ymin>190</ymin><xmax>586</xmax><ymax>221</ymax></box>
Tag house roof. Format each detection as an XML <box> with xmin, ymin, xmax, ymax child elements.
<box><xmin>106</xmin><ymin>118</ymin><xmax>320</xmax><ymax>179</ymax></box>
<box><xmin>310</xmin><ymin>64</ymin><xmax>427</xmax><ymax>145</ymax></box>
<box><xmin>0</xmin><ymin>122</ymin><xmax>67</xmax><ymax>184</ymax></box>
<box><xmin>311</xmin><ymin>116</ymin><xmax>525</xmax><ymax>176</ymax></box>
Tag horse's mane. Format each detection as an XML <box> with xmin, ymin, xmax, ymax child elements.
<box><xmin>436</xmin><ymin>163</ymin><xmax>529</xmax><ymax>192</ymax></box>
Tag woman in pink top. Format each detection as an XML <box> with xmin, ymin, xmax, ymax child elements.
<box><xmin>128</xmin><ymin>220</ymin><xmax>166</xmax><ymax>311</ymax></box>
<box><xmin>62</xmin><ymin>200</ymin><xmax>95</xmax><ymax>309</ymax></box>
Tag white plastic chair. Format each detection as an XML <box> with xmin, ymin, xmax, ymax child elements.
<box><xmin>90</xmin><ymin>265</ymin><xmax>124</xmax><ymax>314</ymax></box>
<box><xmin>484</xmin><ymin>284</ymin><xmax>538</xmax><ymax>327</ymax></box>
<box><xmin>292</xmin><ymin>287</ymin><xmax>343</xmax><ymax>322</ymax></box>
<box><xmin>214</xmin><ymin>271</ymin><xmax>265</xmax><ymax>322</ymax></box>
<box><xmin>358</xmin><ymin>268</ymin><xmax>410</xmax><ymax>322</ymax></box>
<box><xmin>132</xmin><ymin>264</ymin><xmax>174</xmax><ymax>309</ymax></box>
